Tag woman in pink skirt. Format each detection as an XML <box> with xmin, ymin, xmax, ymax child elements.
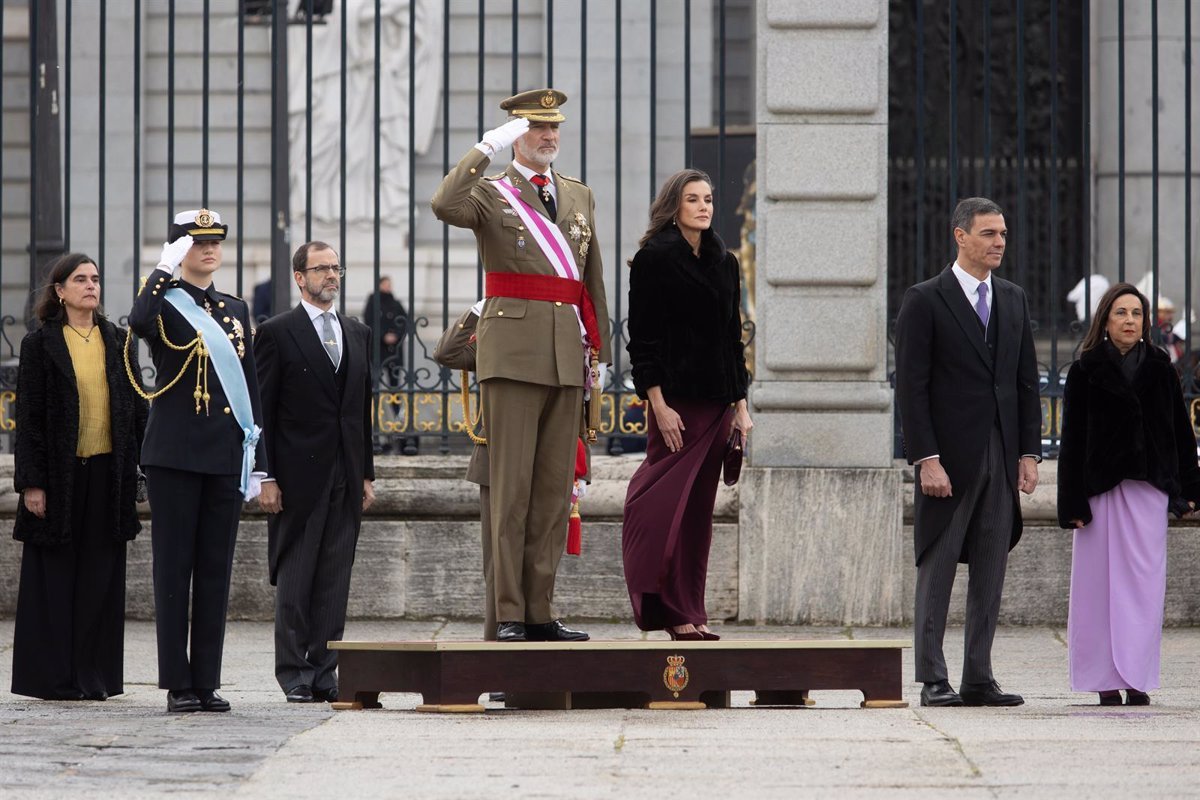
<box><xmin>1058</xmin><ymin>283</ymin><xmax>1200</xmax><ymax>706</ymax></box>
<box><xmin>622</xmin><ymin>169</ymin><xmax>753</xmax><ymax>641</ymax></box>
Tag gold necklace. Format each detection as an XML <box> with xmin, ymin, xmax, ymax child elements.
<box><xmin>66</xmin><ymin>323</ymin><xmax>96</xmax><ymax>343</ymax></box>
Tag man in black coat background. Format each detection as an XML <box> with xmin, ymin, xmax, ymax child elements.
<box><xmin>894</xmin><ymin>197</ymin><xmax>1042</xmax><ymax>708</ymax></box>
<box><xmin>255</xmin><ymin>241</ymin><xmax>376</xmax><ymax>704</ymax></box>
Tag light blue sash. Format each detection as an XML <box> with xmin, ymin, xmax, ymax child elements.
<box><xmin>164</xmin><ymin>287</ymin><xmax>261</xmax><ymax>498</ymax></box>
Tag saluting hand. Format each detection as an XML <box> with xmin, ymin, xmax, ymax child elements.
<box><xmin>157</xmin><ymin>235</ymin><xmax>194</xmax><ymax>272</ymax></box>
<box><xmin>259</xmin><ymin>481</ymin><xmax>283</xmax><ymax>514</ymax></box>
<box><xmin>480</xmin><ymin>117</ymin><xmax>530</xmax><ymax>156</ymax></box>
<box><xmin>362</xmin><ymin>479</ymin><xmax>376</xmax><ymax>512</ymax></box>
<box><xmin>22</xmin><ymin>487</ymin><xmax>46</xmax><ymax>519</ymax></box>
<box><xmin>918</xmin><ymin>458</ymin><xmax>953</xmax><ymax>498</ymax></box>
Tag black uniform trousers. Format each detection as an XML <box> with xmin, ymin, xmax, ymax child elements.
<box><xmin>274</xmin><ymin>448</ymin><xmax>358</xmax><ymax>693</ymax></box>
<box><xmin>146</xmin><ymin>466</ymin><xmax>242</xmax><ymax>690</ymax></box>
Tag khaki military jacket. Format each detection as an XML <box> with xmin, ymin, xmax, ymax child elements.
<box><xmin>431</xmin><ymin>148</ymin><xmax>612</xmax><ymax>388</ymax></box>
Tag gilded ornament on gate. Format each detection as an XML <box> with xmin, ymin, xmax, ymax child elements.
<box><xmin>662</xmin><ymin>654</ymin><xmax>689</xmax><ymax>697</ymax></box>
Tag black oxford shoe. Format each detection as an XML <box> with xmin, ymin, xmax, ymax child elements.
<box><xmin>197</xmin><ymin>689</ymin><xmax>231</xmax><ymax>712</ymax></box>
<box><xmin>525</xmin><ymin>620</ymin><xmax>590</xmax><ymax>642</ymax></box>
<box><xmin>285</xmin><ymin>685</ymin><xmax>315</xmax><ymax>703</ymax></box>
<box><xmin>959</xmin><ymin>680</ymin><xmax>1024</xmax><ymax>707</ymax></box>
<box><xmin>496</xmin><ymin>622</ymin><xmax>527</xmax><ymax>641</ymax></box>
<box><xmin>167</xmin><ymin>690</ymin><xmax>202</xmax><ymax>713</ymax></box>
<box><xmin>313</xmin><ymin>686</ymin><xmax>338</xmax><ymax>703</ymax></box>
<box><xmin>920</xmin><ymin>680</ymin><xmax>964</xmax><ymax>707</ymax></box>
<box><xmin>1126</xmin><ymin>689</ymin><xmax>1151</xmax><ymax>706</ymax></box>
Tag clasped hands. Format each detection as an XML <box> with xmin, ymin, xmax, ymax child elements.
<box><xmin>918</xmin><ymin>455</ymin><xmax>1040</xmax><ymax>498</ymax></box>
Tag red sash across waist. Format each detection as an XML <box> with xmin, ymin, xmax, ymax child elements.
<box><xmin>485</xmin><ymin>272</ymin><xmax>601</xmax><ymax>352</ymax></box>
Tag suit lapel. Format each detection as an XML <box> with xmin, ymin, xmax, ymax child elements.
<box><xmin>288</xmin><ymin>304</ymin><xmax>338</xmax><ymax>403</ymax></box>
<box><xmin>505</xmin><ymin>164</ymin><xmax>550</xmax><ymax>221</ymax></box>
<box><xmin>935</xmin><ymin>266</ymin><xmax>994</xmax><ymax>370</ymax></box>
<box><xmin>552</xmin><ymin>170</ymin><xmax>577</xmax><ymax>230</ymax></box>
<box><xmin>44</xmin><ymin>322</ymin><xmax>78</xmax><ymax>386</ymax></box>
<box><xmin>994</xmin><ymin>279</ymin><xmax>1022</xmax><ymax>373</ymax></box>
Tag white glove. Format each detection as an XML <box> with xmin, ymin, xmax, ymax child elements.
<box><xmin>479</xmin><ymin>117</ymin><xmax>530</xmax><ymax>156</ymax></box>
<box><xmin>157</xmin><ymin>235</ymin><xmax>194</xmax><ymax>272</ymax></box>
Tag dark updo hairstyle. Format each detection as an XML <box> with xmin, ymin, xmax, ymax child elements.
<box><xmin>1079</xmin><ymin>282</ymin><xmax>1152</xmax><ymax>353</ymax></box>
<box><xmin>32</xmin><ymin>252</ymin><xmax>104</xmax><ymax>324</ymax></box>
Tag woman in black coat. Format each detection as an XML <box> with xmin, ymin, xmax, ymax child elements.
<box><xmin>12</xmin><ymin>253</ymin><xmax>147</xmax><ymax>700</ymax></box>
<box><xmin>1058</xmin><ymin>282</ymin><xmax>1200</xmax><ymax>706</ymax></box>
<box><xmin>621</xmin><ymin>169</ymin><xmax>753</xmax><ymax>641</ymax></box>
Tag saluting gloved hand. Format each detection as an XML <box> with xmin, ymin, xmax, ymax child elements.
<box><xmin>479</xmin><ymin>117</ymin><xmax>530</xmax><ymax>156</ymax></box>
<box><xmin>157</xmin><ymin>235</ymin><xmax>194</xmax><ymax>272</ymax></box>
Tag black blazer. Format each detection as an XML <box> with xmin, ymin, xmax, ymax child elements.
<box><xmin>128</xmin><ymin>273</ymin><xmax>268</xmax><ymax>475</ymax></box>
<box><xmin>894</xmin><ymin>265</ymin><xmax>1042</xmax><ymax>564</ymax></box>
<box><xmin>1057</xmin><ymin>342</ymin><xmax>1200</xmax><ymax>527</ymax></box>
<box><xmin>626</xmin><ymin>227</ymin><xmax>750</xmax><ymax>404</ymax></box>
<box><xmin>254</xmin><ymin>304</ymin><xmax>376</xmax><ymax>584</ymax></box>
<box><xmin>13</xmin><ymin>320</ymin><xmax>148</xmax><ymax>546</ymax></box>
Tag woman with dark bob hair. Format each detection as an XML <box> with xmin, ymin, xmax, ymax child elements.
<box><xmin>1058</xmin><ymin>282</ymin><xmax>1200</xmax><ymax>706</ymax></box>
<box><xmin>11</xmin><ymin>253</ymin><xmax>147</xmax><ymax>700</ymax></box>
<box><xmin>621</xmin><ymin>169</ymin><xmax>753</xmax><ymax>640</ymax></box>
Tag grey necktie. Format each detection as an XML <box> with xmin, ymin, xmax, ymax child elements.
<box><xmin>320</xmin><ymin>312</ymin><xmax>340</xmax><ymax>368</ymax></box>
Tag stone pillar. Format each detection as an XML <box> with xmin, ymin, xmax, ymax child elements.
<box><xmin>743</xmin><ymin>0</ymin><xmax>902</xmax><ymax>624</ymax></box>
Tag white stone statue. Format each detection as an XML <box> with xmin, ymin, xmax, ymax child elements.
<box><xmin>288</xmin><ymin>0</ymin><xmax>443</xmax><ymax>228</ymax></box>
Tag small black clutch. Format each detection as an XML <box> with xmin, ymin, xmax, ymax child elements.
<box><xmin>135</xmin><ymin>468</ymin><xmax>148</xmax><ymax>504</ymax></box>
<box><xmin>723</xmin><ymin>429</ymin><xmax>744</xmax><ymax>486</ymax></box>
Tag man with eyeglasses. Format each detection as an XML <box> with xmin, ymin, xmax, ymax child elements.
<box><xmin>254</xmin><ymin>241</ymin><xmax>376</xmax><ymax>704</ymax></box>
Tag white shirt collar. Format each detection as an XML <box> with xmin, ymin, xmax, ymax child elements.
<box><xmin>951</xmin><ymin>262</ymin><xmax>993</xmax><ymax>301</ymax></box>
<box><xmin>300</xmin><ymin>298</ymin><xmax>337</xmax><ymax>321</ymax></box>
<box><xmin>511</xmin><ymin>160</ymin><xmax>554</xmax><ymax>189</ymax></box>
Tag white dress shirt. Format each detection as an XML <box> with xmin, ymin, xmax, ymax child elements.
<box><xmin>951</xmin><ymin>262</ymin><xmax>993</xmax><ymax>323</ymax></box>
<box><xmin>510</xmin><ymin>159</ymin><xmax>558</xmax><ymax>206</ymax></box>
<box><xmin>301</xmin><ymin>299</ymin><xmax>343</xmax><ymax>365</ymax></box>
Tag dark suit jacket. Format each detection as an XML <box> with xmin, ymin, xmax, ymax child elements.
<box><xmin>254</xmin><ymin>304</ymin><xmax>375</xmax><ymax>584</ymax></box>
<box><xmin>128</xmin><ymin>273</ymin><xmax>268</xmax><ymax>475</ymax></box>
<box><xmin>894</xmin><ymin>265</ymin><xmax>1041</xmax><ymax>565</ymax></box>
<box><xmin>13</xmin><ymin>319</ymin><xmax>148</xmax><ymax>545</ymax></box>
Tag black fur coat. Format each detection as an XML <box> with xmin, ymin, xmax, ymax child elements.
<box><xmin>626</xmin><ymin>227</ymin><xmax>750</xmax><ymax>404</ymax></box>
<box><xmin>13</xmin><ymin>319</ymin><xmax>147</xmax><ymax>546</ymax></box>
<box><xmin>1057</xmin><ymin>341</ymin><xmax>1200</xmax><ymax>528</ymax></box>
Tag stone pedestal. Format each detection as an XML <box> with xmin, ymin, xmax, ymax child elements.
<box><xmin>744</xmin><ymin>0</ymin><xmax>898</xmax><ymax>623</ymax></box>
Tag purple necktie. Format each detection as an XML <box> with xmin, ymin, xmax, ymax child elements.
<box><xmin>975</xmin><ymin>283</ymin><xmax>990</xmax><ymax>329</ymax></box>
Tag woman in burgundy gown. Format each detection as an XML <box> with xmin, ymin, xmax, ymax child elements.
<box><xmin>622</xmin><ymin>169</ymin><xmax>753</xmax><ymax>641</ymax></box>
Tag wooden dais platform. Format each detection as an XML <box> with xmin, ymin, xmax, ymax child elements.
<box><xmin>328</xmin><ymin>639</ymin><xmax>909</xmax><ymax>712</ymax></box>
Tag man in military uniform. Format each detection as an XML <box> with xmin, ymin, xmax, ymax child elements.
<box><xmin>431</xmin><ymin>89</ymin><xmax>611</xmax><ymax>642</ymax></box>
<box><xmin>128</xmin><ymin>209</ymin><xmax>268</xmax><ymax>713</ymax></box>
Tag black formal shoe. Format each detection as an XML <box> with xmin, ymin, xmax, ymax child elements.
<box><xmin>920</xmin><ymin>680</ymin><xmax>964</xmax><ymax>707</ymax></box>
<box><xmin>313</xmin><ymin>686</ymin><xmax>338</xmax><ymax>703</ymax></box>
<box><xmin>167</xmin><ymin>690</ymin><xmax>202</xmax><ymax>713</ymax></box>
<box><xmin>285</xmin><ymin>685</ymin><xmax>315</xmax><ymax>703</ymax></box>
<box><xmin>496</xmin><ymin>622</ymin><xmax>527</xmax><ymax>642</ymax></box>
<box><xmin>525</xmin><ymin>620</ymin><xmax>590</xmax><ymax>642</ymax></box>
<box><xmin>197</xmin><ymin>689</ymin><xmax>231</xmax><ymax>712</ymax></box>
<box><xmin>959</xmin><ymin>680</ymin><xmax>1024</xmax><ymax>707</ymax></box>
<box><xmin>1099</xmin><ymin>691</ymin><xmax>1123</xmax><ymax>706</ymax></box>
<box><xmin>1126</xmin><ymin>689</ymin><xmax>1151</xmax><ymax>706</ymax></box>
<box><xmin>84</xmin><ymin>692</ymin><xmax>108</xmax><ymax>702</ymax></box>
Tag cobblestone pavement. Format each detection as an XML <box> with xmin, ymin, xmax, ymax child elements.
<box><xmin>1</xmin><ymin>620</ymin><xmax>1197</xmax><ymax>799</ymax></box>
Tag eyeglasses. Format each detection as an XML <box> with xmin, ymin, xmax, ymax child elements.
<box><xmin>297</xmin><ymin>264</ymin><xmax>345</xmax><ymax>277</ymax></box>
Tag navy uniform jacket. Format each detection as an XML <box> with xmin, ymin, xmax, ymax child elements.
<box><xmin>128</xmin><ymin>270</ymin><xmax>268</xmax><ymax>475</ymax></box>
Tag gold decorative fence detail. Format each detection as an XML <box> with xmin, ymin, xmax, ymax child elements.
<box><xmin>371</xmin><ymin>391</ymin><xmax>649</xmax><ymax>437</ymax></box>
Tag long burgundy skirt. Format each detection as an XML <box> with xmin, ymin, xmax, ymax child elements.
<box><xmin>621</xmin><ymin>397</ymin><xmax>732</xmax><ymax>631</ymax></box>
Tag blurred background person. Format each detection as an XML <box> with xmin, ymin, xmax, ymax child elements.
<box><xmin>11</xmin><ymin>253</ymin><xmax>147</xmax><ymax>701</ymax></box>
<box><xmin>361</xmin><ymin>275</ymin><xmax>407</xmax><ymax>384</ymax></box>
<box><xmin>621</xmin><ymin>169</ymin><xmax>752</xmax><ymax>641</ymax></box>
<box><xmin>1058</xmin><ymin>283</ymin><xmax>1200</xmax><ymax>706</ymax></box>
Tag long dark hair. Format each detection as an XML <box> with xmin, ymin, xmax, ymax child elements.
<box><xmin>1080</xmin><ymin>282</ymin><xmax>1152</xmax><ymax>353</ymax></box>
<box><xmin>636</xmin><ymin>168</ymin><xmax>713</xmax><ymax>250</ymax></box>
<box><xmin>32</xmin><ymin>252</ymin><xmax>104</xmax><ymax>324</ymax></box>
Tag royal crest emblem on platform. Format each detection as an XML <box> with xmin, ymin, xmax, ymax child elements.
<box><xmin>662</xmin><ymin>655</ymin><xmax>689</xmax><ymax>697</ymax></box>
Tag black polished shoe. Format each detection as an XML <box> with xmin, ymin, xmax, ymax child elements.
<box><xmin>525</xmin><ymin>620</ymin><xmax>590</xmax><ymax>642</ymax></box>
<box><xmin>197</xmin><ymin>689</ymin><xmax>231</xmax><ymax>712</ymax></box>
<box><xmin>285</xmin><ymin>684</ymin><xmax>315</xmax><ymax>703</ymax></box>
<box><xmin>1099</xmin><ymin>691</ymin><xmax>1123</xmax><ymax>706</ymax></box>
<box><xmin>496</xmin><ymin>622</ymin><xmax>527</xmax><ymax>642</ymax></box>
<box><xmin>1126</xmin><ymin>689</ymin><xmax>1151</xmax><ymax>706</ymax></box>
<box><xmin>313</xmin><ymin>686</ymin><xmax>338</xmax><ymax>703</ymax></box>
<box><xmin>167</xmin><ymin>690</ymin><xmax>202</xmax><ymax>713</ymax></box>
<box><xmin>920</xmin><ymin>680</ymin><xmax>964</xmax><ymax>707</ymax></box>
<box><xmin>959</xmin><ymin>680</ymin><xmax>1024</xmax><ymax>707</ymax></box>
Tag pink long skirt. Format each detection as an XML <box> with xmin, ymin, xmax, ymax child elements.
<box><xmin>1067</xmin><ymin>479</ymin><xmax>1168</xmax><ymax>692</ymax></box>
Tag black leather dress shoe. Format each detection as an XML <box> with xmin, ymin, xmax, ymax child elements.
<box><xmin>313</xmin><ymin>686</ymin><xmax>338</xmax><ymax>703</ymax></box>
<box><xmin>920</xmin><ymin>680</ymin><xmax>964</xmax><ymax>707</ymax></box>
<box><xmin>285</xmin><ymin>685</ymin><xmax>315</xmax><ymax>703</ymax></box>
<box><xmin>959</xmin><ymin>680</ymin><xmax>1024</xmax><ymax>707</ymax></box>
<box><xmin>167</xmin><ymin>690</ymin><xmax>202</xmax><ymax>713</ymax></box>
<box><xmin>197</xmin><ymin>689</ymin><xmax>231</xmax><ymax>712</ymax></box>
<box><xmin>1126</xmin><ymin>689</ymin><xmax>1151</xmax><ymax>706</ymax></box>
<box><xmin>496</xmin><ymin>622</ymin><xmax>527</xmax><ymax>642</ymax></box>
<box><xmin>525</xmin><ymin>620</ymin><xmax>590</xmax><ymax>642</ymax></box>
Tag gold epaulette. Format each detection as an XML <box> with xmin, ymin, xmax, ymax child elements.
<box><xmin>557</xmin><ymin>173</ymin><xmax>586</xmax><ymax>185</ymax></box>
<box><xmin>484</xmin><ymin>172</ymin><xmax>506</xmax><ymax>181</ymax></box>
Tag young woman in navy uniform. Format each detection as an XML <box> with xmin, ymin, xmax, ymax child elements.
<box><xmin>127</xmin><ymin>209</ymin><xmax>268</xmax><ymax>713</ymax></box>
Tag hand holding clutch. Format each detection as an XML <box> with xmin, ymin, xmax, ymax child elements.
<box><xmin>723</xmin><ymin>429</ymin><xmax>744</xmax><ymax>486</ymax></box>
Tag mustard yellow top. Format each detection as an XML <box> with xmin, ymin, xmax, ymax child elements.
<box><xmin>62</xmin><ymin>325</ymin><xmax>112</xmax><ymax>457</ymax></box>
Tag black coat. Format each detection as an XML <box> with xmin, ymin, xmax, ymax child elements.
<box><xmin>626</xmin><ymin>227</ymin><xmax>750</xmax><ymax>404</ymax></box>
<box><xmin>894</xmin><ymin>265</ymin><xmax>1042</xmax><ymax>564</ymax></box>
<box><xmin>254</xmin><ymin>304</ymin><xmax>376</xmax><ymax>584</ymax></box>
<box><xmin>1056</xmin><ymin>342</ymin><xmax>1200</xmax><ymax>528</ymax></box>
<box><xmin>13</xmin><ymin>319</ymin><xmax>148</xmax><ymax>546</ymax></box>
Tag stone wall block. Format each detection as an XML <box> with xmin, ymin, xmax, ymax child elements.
<box><xmin>762</xmin><ymin>294</ymin><xmax>877</xmax><ymax>372</ymax></box>
<box><xmin>765</xmin><ymin>0</ymin><xmax>880</xmax><ymax>29</ymax></box>
<box><xmin>761</xmin><ymin>205</ymin><xmax>881</xmax><ymax>286</ymax></box>
<box><xmin>765</xmin><ymin>34</ymin><xmax>881</xmax><ymax>114</ymax></box>
<box><xmin>762</xmin><ymin>124</ymin><xmax>883</xmax><ymax>201</ymax></box>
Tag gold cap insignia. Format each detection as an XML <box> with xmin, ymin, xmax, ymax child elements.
<box><xmin>195</xmin><ymin>209</ymin><xmax>214</xmax><ymax>228</ymax></box>
<box><xmin>500</xmin><ymin>88</ymin><xmax>568</xmax><ymax>123</ymax></box>
<box><xmin>540</xmin><ymin>92</ymin><xmax>556</xmax><ymax>108</ymax></box>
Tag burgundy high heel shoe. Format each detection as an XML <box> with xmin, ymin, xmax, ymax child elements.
<box><xmin>666</xmin><ymin>626</ymin><xmax>704</xmax><ymax>641</ymax></box>
<box><xmin>696</xmin><ymin>627</ymin><xmax>721</xmax><ymax>641</ymax></box>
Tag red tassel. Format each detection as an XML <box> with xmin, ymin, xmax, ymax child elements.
<box><xmin>575</xmin><ymin>438</ymin><xmax>588</xmax><ymax>478</ymax></box>
<box><xmin>567</xmin><ymin>502</ymin><xmax>582</xmax><ymax>555</ymax></box>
